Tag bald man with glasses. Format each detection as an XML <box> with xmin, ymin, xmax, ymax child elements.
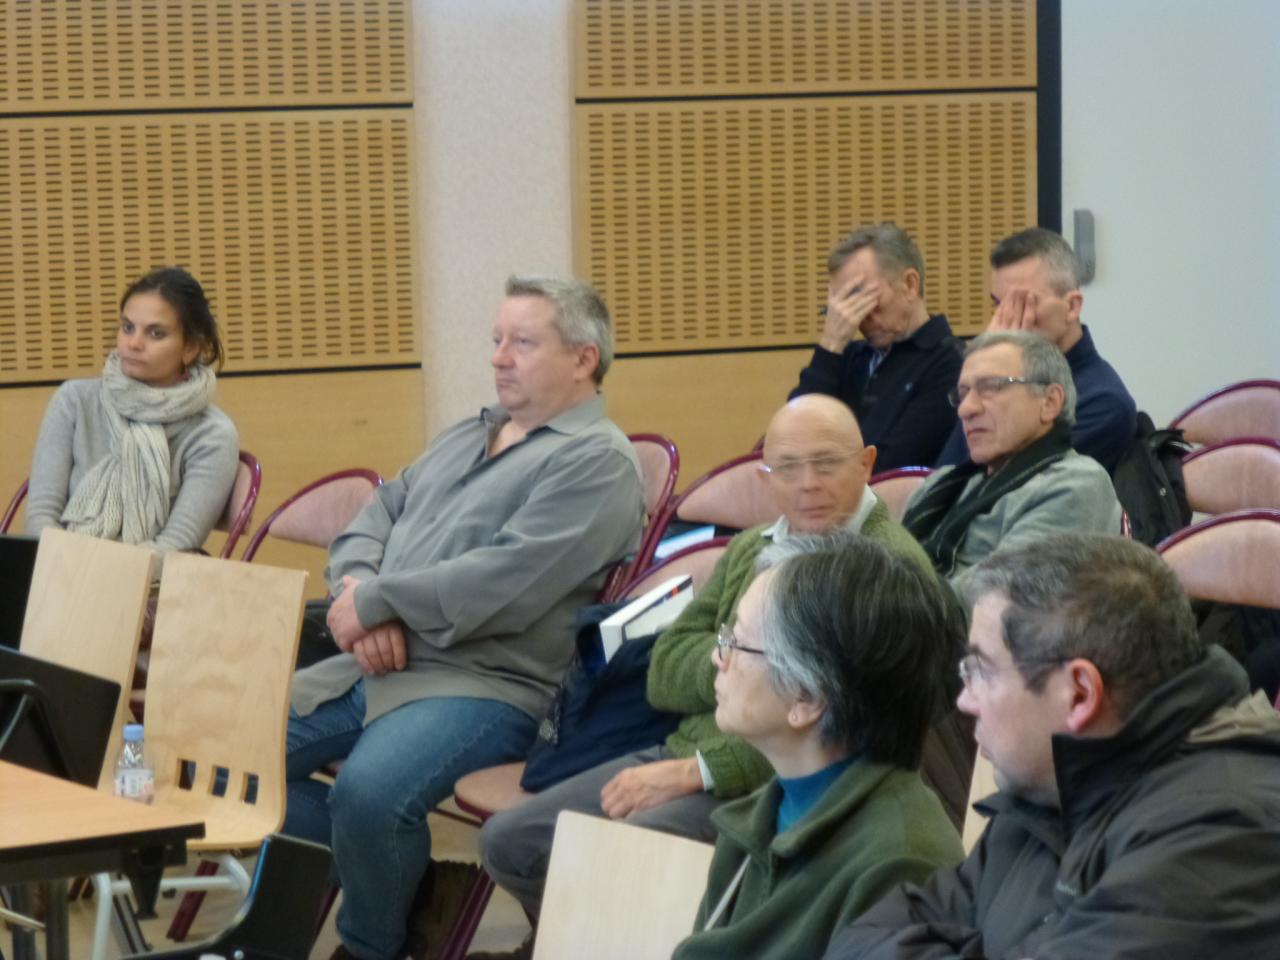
<box><xmin>901</xmin><ymin>331</ymin><xmax>1121</xmax><ymax>602</ymax></box>
<box><xmin>476</xmin><ymin>395</ymin><xmax>938</xmax><ymax>954</ymax></box>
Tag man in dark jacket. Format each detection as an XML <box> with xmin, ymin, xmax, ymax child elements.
<box><xmin>791</xmin><ymin>223</ymin><xmax>962</xmax><ymax>470</ymax></box>
<box><xmin>935</xmin><ymin>228</ymin><xmax>1136</xmax><ymax>472</ymax></box>
<box><xmin>824</xmin><ymin>532</ymin><xmax>1280</xmax><ymax>960</ymax></box>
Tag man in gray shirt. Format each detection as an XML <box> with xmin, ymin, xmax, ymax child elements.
<box><xmin>285</xmin><ymin>276</ymin><xmax>645</xmax><ymax>960</ymax></box>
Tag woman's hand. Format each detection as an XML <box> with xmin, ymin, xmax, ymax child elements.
<box><xmin>600</xmin><ymin>757</ymin><xmax>704</xmax><ymax>820</ymax></box>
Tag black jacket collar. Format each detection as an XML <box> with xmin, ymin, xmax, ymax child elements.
<box><xmin>1051</xmin><ymin>646</ymin><xmax>1248</xmax><ymax>829</ymax></box>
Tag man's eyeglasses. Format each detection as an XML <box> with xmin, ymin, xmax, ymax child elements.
<box><xmin>758</xmin><ymin>453</ymin><xmax>854</xmax><ymax>483</ymax></box>
<box><xmin>947</xmin><ymin>376</ymin><xmax>1051</xmax><ymax>407</ymax></box>
<box><xmin>957</xmin><ymin>653</ymin><xmax>994</xmax><ymax>689</ymax></box>
<box><xmin>716</xmin><ymin>623</ymin><xmax>766</xmax><ymax>664</ymax></box>
<box><xmin>958</xmin><ymin>651</ymin><xmax>1067</xmax><ymax>690</ymax></box>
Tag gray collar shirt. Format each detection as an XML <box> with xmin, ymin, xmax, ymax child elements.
<box><xmin>291</xmin><ymin>393</ymin><xmax>644</xmax><ymax>724</ymax></box>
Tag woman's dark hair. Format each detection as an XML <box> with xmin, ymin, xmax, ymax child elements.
<box><xmin>120</xmin><ymin>266</ymin><xmax>224</xmax><ymax>369</ymax></box>
<box><xmin>757</xmin><ymin>533</ymin><xmax>965</xmax><ymax>769</ymax></box>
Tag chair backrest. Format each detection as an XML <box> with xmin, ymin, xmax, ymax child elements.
<box><xmin>628</xmin><ymin>434</ymin><xmax>679</xmax><ymax>521</ymax></box>
<box><xmin>18</xmin><ymin>528</ymin><xmax>154</xmax><ymax>790</ymax></box>
<box><xmin>533</xmin><ymin>810</ymin><xmax>715</xmax><ymax>960</ymax></box>
<box><xmin>215</xmin><ymin>450</ymin><xmax>263</xmax><ymax>558</ymax></box>
<box><xmin>596</xmin><ymin>436</ymin><xmax>680</xmax><ymax>603</ymax></box>
<box><xmin>1</xmin><ymin>479</ymin><xmax>27</xmax><ymax>533</ymax></box>
<box><xmin>241</xmin><ymin>468</ymin><xmax>383</xmax><ymax>562</ymax></box>
<box><xmin>869</xmin><ymin>466</ymin><xmax>933</xmax><ymax>522</ymax></box>
<box><xmin>129</xmin><ymin>833</ymin><xmax>333</xmax><ymax>960</ymax></box>
<box><xmin>633</xmin><ymin>451</ymin><xmax>775</xmax><ymax>573</ymax></box>
<box><xmin>1170</xmin><ymin>379</ymin><xmax>1280</xmax><ymax>446</ymax></box>
<box><xmin>961</xmin><ymin>754</ymin><xmax>998</xmax><ymax>854</ymax></box>
<box><xmin>1156</xmin><ymin>510</ymin><xmax>1280</xmax><ymax>610</ymax></box>
<box><xmin>621</xmin><ymin>537</ymin><xmax>732</xmax><ymax>600</ymax></box>
<box><xmin>145</xmin><ymin>552</ymin><xmax>307</xmax><ymax>848</ymax></box>
<box><xmin>1181</xmin><ymin>438</ymin><xmax>1280</xmax><ymax>517</ymax></box>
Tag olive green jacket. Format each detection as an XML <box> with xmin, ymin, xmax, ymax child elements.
<box><xmin>673</xmin><ymin>759</ymin><xmax>963</xmax><ymax>960</ymax></box>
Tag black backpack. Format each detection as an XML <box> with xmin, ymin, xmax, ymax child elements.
<box><xmin>1111</xmin><ymin>411</ymin><xmax>1193</xmax><ymax>547</ymax></box>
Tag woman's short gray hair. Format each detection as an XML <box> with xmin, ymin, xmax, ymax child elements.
<box><xmin>966</xmin><ymin>329</ymin><xmax>1077</xmax><ymax>426</ymax></box>
<box><xmin>505</xmin><ymin>275</ymin><xmax>614</xmax><ymax>383</ymax></box>
<box><xmin>751</xmin><ymin>532</ymin><xmax>962</xmax><ymax>768</ymax></box>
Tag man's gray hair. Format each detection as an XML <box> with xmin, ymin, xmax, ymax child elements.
<box><xmin>966</xmin><ymin>329</ymin><xmax>1077</xmax><ymax>427</ymax></box>
<box><xmin>965</xmin><ymin>533</ymin><xmax>1204</xmax><ymax>719</ymax></box>
<box><xmin>749</xmin><ymin>531</ymin><xmax>962</xmax><ymax>768</ymax></box>
<box><xmin>991</xmin><ymin>227</ymin><xmax>1080</xmax><ymax>297</ymax></box>
<box><xmin>505</xmin><ymin>275</ymin><xmax>614</xmax><ymax>384</ymax></box>
<box><xmin>827</xmin><ymin>223</ymin><xmax>926</xmax><ymax>298</ymax></box>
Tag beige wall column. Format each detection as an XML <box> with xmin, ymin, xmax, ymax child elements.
<box><xmin>415</xmin><ymin>0</ymin><xmax>575</xmax><ymax>436</ymax></box>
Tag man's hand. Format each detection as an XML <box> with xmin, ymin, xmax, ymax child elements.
<box><xmin>988</xmin><ymin>288</ymin><xmax>1038</xmax><ymax>332</ymax></box>
<box><xmin>327</xmin><ymin>575</ymin><xmax>367</xmax><ymax>651</ymax></box>
<box><xmin>600</xmin><ymin>758</ymin><xmax>704</xmax><ymax>820</ymax></box>
<box><xmin>351</xmin><ymin>621</ymin><xmax>408</xmax><ymax>677</ymax></box>
<box><xmin>818</xmin><ymin>279</ymin><xmax>881</xmax><ymax>354</ymax></box>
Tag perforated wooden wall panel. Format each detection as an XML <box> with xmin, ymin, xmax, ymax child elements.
<box><xmin>576</xmin><ymin>0</ymin><xmax>1035</xmax><ymax>97</ymax></box>
<box><xmin>575</xmin><ymin>94</ymin><xmax>1035</xmax><ymax>350</ymax></box>
<box><xmin>0</xmin><ymin>0</ymin><xmax>410</xmax><ymax>111</ymax></box>
<box><xmin>0</xmin><ymin>110</ymin><xmax>416</xmax><ymax>382</ymax></box>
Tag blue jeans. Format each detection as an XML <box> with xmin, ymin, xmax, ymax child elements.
<box><xmin>283</xmin><ymin>681</ymin><xmax>538</xmax><ymax>960</ymax></box>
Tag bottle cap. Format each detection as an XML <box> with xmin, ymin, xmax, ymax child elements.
<box><xmin>123</xmin><ymin>723</ymin><xmax>145</xmax><ymax>741</ymax></box>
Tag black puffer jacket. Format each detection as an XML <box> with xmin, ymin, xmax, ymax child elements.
<box><xmin>824</xmin><ymin>646</ymin><xmax>1280</xmax><ymax>960</ymax></box>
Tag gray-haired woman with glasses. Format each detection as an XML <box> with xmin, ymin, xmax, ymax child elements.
<box><xmin>672</xmin><ymin>532</ymin><xmax>964</xmax><ymax>960</ymax></box>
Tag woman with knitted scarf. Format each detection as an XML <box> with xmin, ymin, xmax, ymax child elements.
<box><xmin>25</xmin><ymin>266</ymin><xmax>239</xmax><ymax>560</ymax></box>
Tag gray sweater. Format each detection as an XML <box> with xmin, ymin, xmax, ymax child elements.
<box><xmin>290</xmin><ymin>394</ymin><xmax>645</xmax><ymax>724</ymax></box>
<box><xmin>25</xmin><ymin>377</ymin><xmax>239</xmax><ymax>553</ymax></box>
<box><xmin>906</xmin><ymin>450</ymin><xmax>1122</xmax><ymax>602</ymax></box>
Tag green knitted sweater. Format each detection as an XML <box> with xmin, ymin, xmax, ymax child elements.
<box><xmin>646</xmin><ymin>498</ymin><xmax>934</xmax><ymax>798</ymax></box>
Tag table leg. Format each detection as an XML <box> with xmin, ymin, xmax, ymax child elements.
<box><xmin>42</xmin><ymin>879</ymin><xmax>70</xmax><ymax>960</ymax></box>
<box><xmin>6</xmin><ymin>885</ymin><xmax>38</xmax><ymax>960</ymax></box>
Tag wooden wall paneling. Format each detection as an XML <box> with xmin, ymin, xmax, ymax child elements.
<box><xmin>607</xmin><ymin>350</ymin><xmax>810</xmax><ymax>482</ymax></box>
<box><xmin>0</xmin><ymin>0</ymin><xmax>411</xmax><ymax>111</ymax></box>
<box><xmin>574</xmin><ymin>93</ymin><xmax>1037</xmax><ymax>351</ymax></box>
<box><xmin>575</xmin><ymin>0</ymin><xmax>1035</xmax><ymax>98</ymax></box>
<box><xmin>0</xmin><ymin>110</ymin><xmax>416</xmax><ymax>383</ymax></box>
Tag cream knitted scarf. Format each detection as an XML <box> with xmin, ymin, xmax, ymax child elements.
<box><xmin>61</xmin><ymin>351</ymin><xmax>216</xmax><ymax>544</ymax></box>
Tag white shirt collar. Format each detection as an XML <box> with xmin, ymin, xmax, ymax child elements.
<box><xmin>763</xmin><ymin>487</ymin><xmax>879</xmax><ymax>542</ymax></box>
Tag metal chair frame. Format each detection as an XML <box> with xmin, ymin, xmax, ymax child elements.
<box><xmin>216</xmin><ymin>450</ymin><xmax>262</xmax><ymax>559</ymax></box>
<box><xmin>1</xmin><ymin>479</ymin><xmax>27</xmax><ymax>533</ymax></box>
<box><xmin>628</xmin><ymin>450</ymin><xmax>771</xmax><ymax>578</ymax></box>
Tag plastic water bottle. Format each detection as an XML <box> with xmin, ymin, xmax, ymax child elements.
<box><xmin>113</xmin><ymin>723</ymin><xmax>155</xmax><ymax>804</ymax></box>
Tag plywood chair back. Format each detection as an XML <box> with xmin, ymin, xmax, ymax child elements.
<box><xmin>533</xmin><ymin>810</ymin><xmax>715</xmax><ymax>960</ymax></box>
<box><xmin>145</xmin><ymin>552</ymin><xmax>307</xmax><ymax>850</ymax></box>
<box><xmin>1156</xmin><ymin>510</ymin><xmax>1280</xmax><ymax>610</ymax></box>
<box><xmin>961</xmin><ymin>753</ymin><xmax>998</xmax><ymax>854</ymax></box>
<box><xmin>241</xmin><ymin>468</ymin><xmax>383</xmax><ymax>561</ymax></box>
<box><xmin>1182</xmin><ymin>439</ymin><xmax>1280</xmax><ymax>517</ymax></box>
<box><xmin>870</xmin><ymin>466</ymin><xmax>933</xmax><ymax>522</ymax></box>
<box><xmin>1171</xmin><ymin>379</ymin><xmax>1280</xmax><ymax>446</ymax></box>
<box><xmin>18</xmin><ymin>528</ymin><xmax>153</xmax><ymax>790</ymax></box>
